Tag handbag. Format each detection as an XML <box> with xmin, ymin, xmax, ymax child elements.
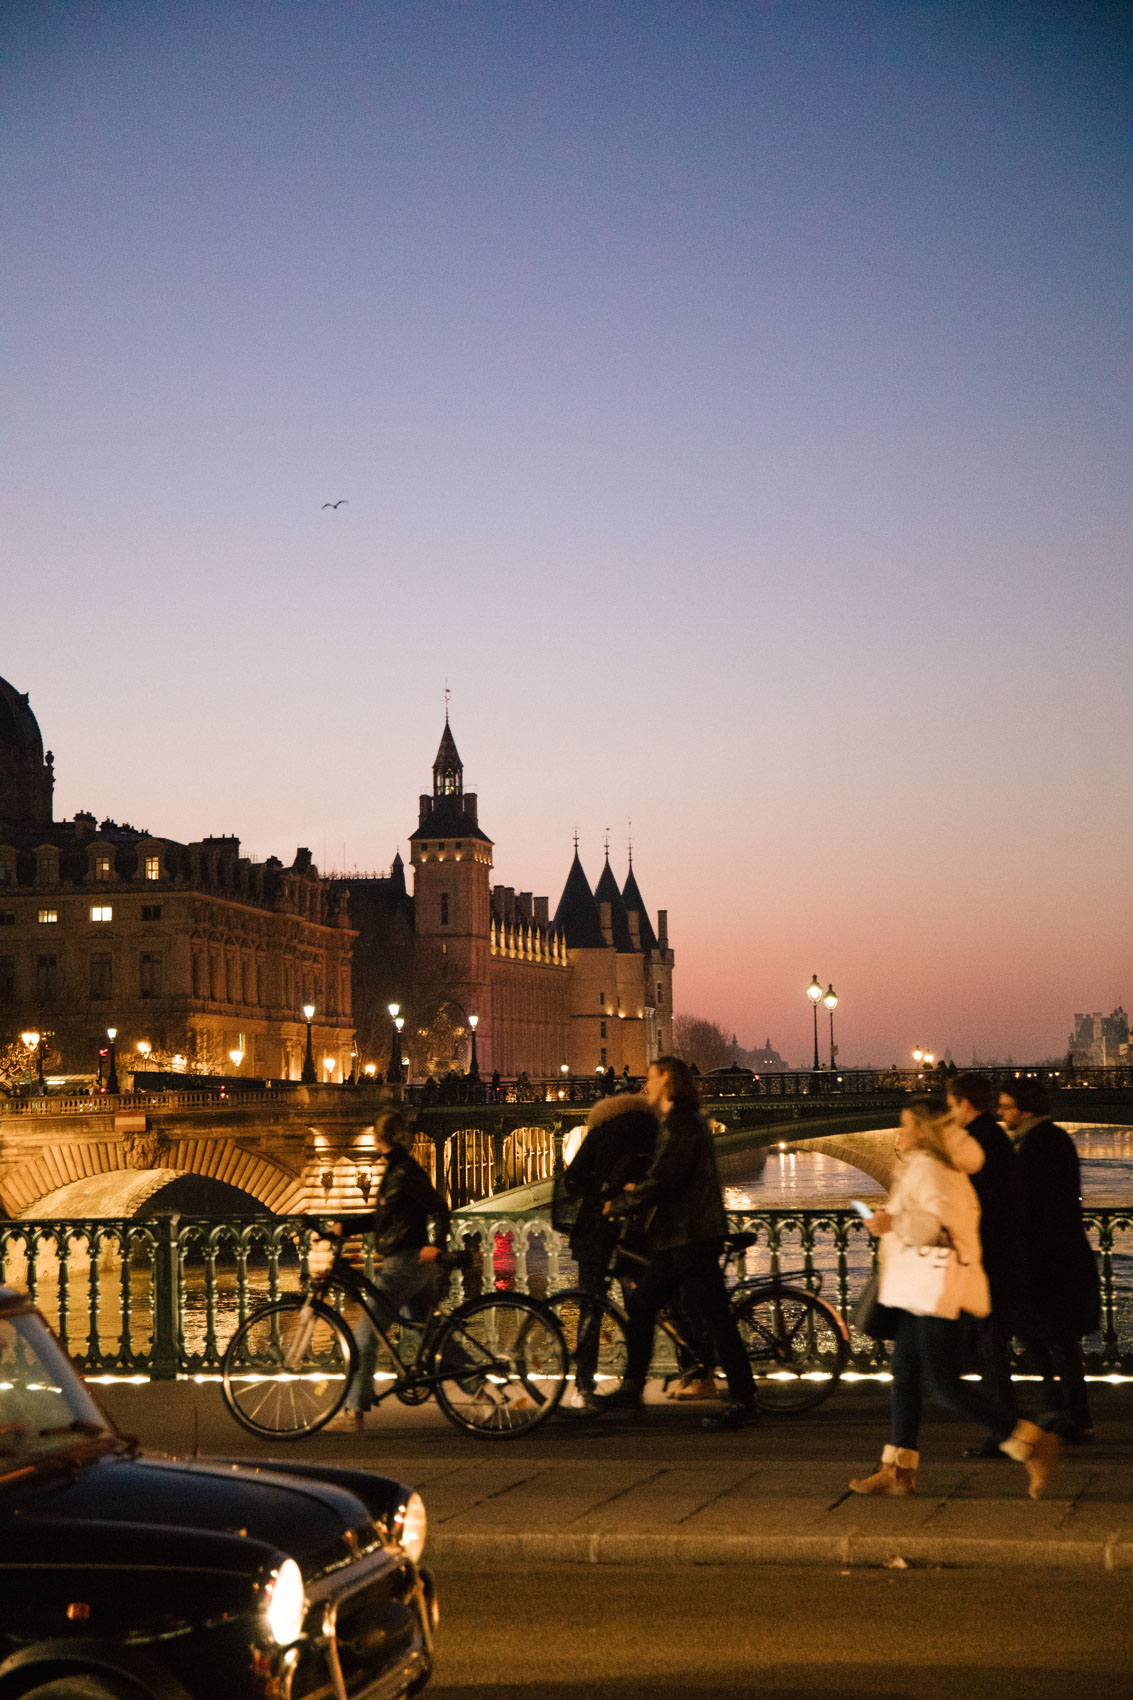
<box><xmin>851</xmin><ymin>1270</ymin><xmax>900</xmax><ymax>1340</ymax></box>
<box><xmin>884</xmin><ymin>1232</ymin><xmax>968</xmax><ymax>1319</ymax></box>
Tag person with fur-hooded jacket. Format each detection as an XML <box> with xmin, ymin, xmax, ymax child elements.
<box><xmin>558</xmin><ymin>1092</ymin><xmax>657</xmax><ymax>1397</ymax></box>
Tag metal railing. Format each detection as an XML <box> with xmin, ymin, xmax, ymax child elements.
<box><xmin>4</xmin><ymin>1064</ymin><xmax>1132</xmax><ymax>1117</ymax></box>
<box><xmin>2</xmin><ymin>1206</ymin><xmax>1130</xmax><ymax>1382</ymax></box>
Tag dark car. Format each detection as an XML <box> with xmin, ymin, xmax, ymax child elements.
<box><xmin>0</xmin><ymin>1285</ymin><xmax>436</xmax><ymax>1700</ymax></box>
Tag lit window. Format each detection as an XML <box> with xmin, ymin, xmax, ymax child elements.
<box><xmin>145</xmin><ymin>855</ymin><xmax>160</xmax><ymax>881</ymax></box>
<box><xmin>94</xmin><ymin>854</ymin><xmax>112</xmax><ymax>882</ymax></box>
<box><xmin>38</xmin><ymin>908</ymin><xmax>58</xmax><ymax>924</ymax></box>
<box><xmin>90</xmin><ymin>905</ymin><xmax>113</xmax><ymax>923</ymax></box>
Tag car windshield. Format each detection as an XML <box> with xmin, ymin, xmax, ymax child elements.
<box><xmin>0</xmin><ymin>1310</ymin><xmax>114</xmax><ymax>1467</ymax></box>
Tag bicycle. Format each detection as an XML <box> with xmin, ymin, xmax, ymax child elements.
<box><xmin>545</xmin><ymin>1229</ymin><xmax>849</xmax><ymax>1415</ymax></box>
<box><xmin>221</xmin><ymin>1221</ymin><xmax>569</xmax><ymax>1441</ymax></box>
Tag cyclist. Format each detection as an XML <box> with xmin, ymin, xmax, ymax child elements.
<box><xmin>318</xmin><ymin>1109</ymin><xmax>450</xmax><ymax>1432</ymax></box>
<box><xmin>595</xmin><ymin>1055</ymin><xmax>758</xmax><ymax>1431</ymax></box>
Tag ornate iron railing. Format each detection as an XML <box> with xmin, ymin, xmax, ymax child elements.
<box><xmin>2</xmin><ymin>1207</ymin><xmax>1130</xmax><ymax>1380</ymax></box>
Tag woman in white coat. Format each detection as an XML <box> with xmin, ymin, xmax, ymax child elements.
<box><xmin>850</xmin><ymin>1099</ymin><xmax>1059</xmax><ymax>1498</ymax></box>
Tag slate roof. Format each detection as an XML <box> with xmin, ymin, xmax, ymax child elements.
<box><xmin>433</xmin><ymin>721</ymin><xmax>463</xmax><ymax>787</ymax></box>
<box><xmin>553</xmin><ymin>851</ymin><xmax>607</xmax><ymax>949</ymax></box>
<box><xmin>408</xmin><ymin>796</ymin><xmax>492</xmax><ymax>844</ymax></box>
<box><xmin>594</xmin><ymin>856</ymin><xmax>636</xmax><ymax>953</ymax></box>
<box><xmin>621</xmin><ymin>864</ymin><xmax>658</xmax><ymax>951</ymax></box>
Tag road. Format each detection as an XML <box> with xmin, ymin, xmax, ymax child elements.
<box><xmin>425</xmin><ymin>1565</ymin><xmax>1133</xmax><ymax>1699</ymax></box>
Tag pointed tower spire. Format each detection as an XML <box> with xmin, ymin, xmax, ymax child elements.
<box><xmin>553</xmin><ymin>848</ymin><xmax>606</xmax><ymax>948</ymax></box>
<box><xmin>433</xmin><ymin>720</ymin><xmax>463</xmax><ymax>798</ymax></box>
<box><xmin>621</xmin><ymin>858</ymin><xmax>659</xmax><ymax>952</ymax></box>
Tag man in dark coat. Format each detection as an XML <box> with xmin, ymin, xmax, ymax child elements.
<box><xmin>999</xmin><ymin>1079</ymin><xmax>1100</xmax><ymax>1442</ymax></box>
<box><xmin>597</xmin><ymin>1056</ymin><xmax>757</xmax><ymax>1429</ymax></box>
<box><xmin>946</xmin><ymin>1072</ymin><xmax>1024</xmax><ymax>1456</ymax></box>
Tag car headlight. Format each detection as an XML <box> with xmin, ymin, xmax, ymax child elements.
<box><xmin>395</xmin><ymin>1492</ymin><xmax>427</xmax><ymax>1564</ymax></box>
<box><xmin>263</xmin><ymin>1558</ymin><xmax>306</xmax><ymax>1646</ymax></box>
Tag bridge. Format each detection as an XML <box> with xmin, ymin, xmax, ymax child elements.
<box><xmin>2</xmin><ymin>1067</ymin><xmax>1131</xmax><ymax>1217</ymax></box>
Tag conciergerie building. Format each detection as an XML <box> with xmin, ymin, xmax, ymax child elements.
<box><xmin>340</xmin><ymin>719</ymin><xmax>675</xmax><ymax>1080</ymax></box>
<box><xmin>0</xmin><ymin>674</ymin><xmax>355</xmax><ymax>1082</ymax></box>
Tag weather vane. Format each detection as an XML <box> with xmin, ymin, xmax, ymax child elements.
<box><xmin>443</xmin><ymin>682</ymin><xmax>451</xmax><ymax>723</ymax></box>
<box><xmin>627</xmin><ymin>818</ymin><xmax>633</xmax><ymax>867</ymax></box>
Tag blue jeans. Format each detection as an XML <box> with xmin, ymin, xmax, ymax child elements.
<box><xmin>889</xmin><ymin>1310</ymin><xmax>1011</xmax><ymax>1451</ymax></box>
<box><xmin>345</xmin><ymin>1252</ymin><xmax>440</xmax><ymax>1413</ymax></box>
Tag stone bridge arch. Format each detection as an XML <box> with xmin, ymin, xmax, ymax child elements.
<box><xmin>2</xmin><ymin>1136</ymin><xmax>302</xmax><ymax>1218</ymax></box>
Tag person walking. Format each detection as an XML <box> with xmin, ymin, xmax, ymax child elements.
<box><xmin>320</xmin><ymin>1110</ymin><xmax>450</xmax><ymax>1432</ymax></box>
<box><xmin>945</xmin><ymin>1071</ymin><xmax>1025</xmax><ymax>1457</ymax></box>
<box><xmin>594</xmin><ymin>1055</ymin><xmax>757</xmax><ymax>1430</ymax></box>
<box><xmin>557</xmin><ymin>1093</ymin><xmax>657</xmax><ymax>1400</ymax></box>
<box><xmin>850</xmin><ymin>1099</ymin><xmax>1058</xmax><ymax>1498</ymax></box>
<box><xmin>999</xmin><ymin>1078</ymin><xmax>1100</xmax><ymax>1443</ymax></box>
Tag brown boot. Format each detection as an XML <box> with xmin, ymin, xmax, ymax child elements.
<box><xmin>849</xmin><ymin>1444</ymin><xmax>918</xmax><ymax>1496</ymax></box>
<box><xmin>1000</xmin><ymin>1420</ymin><xmax>1061</xmax><ymax>1499</ymax></box>
<box><xmin>667</xmin><ymin>1375</ymin><xmax>719</xmax><ymax>1401</ymax></box>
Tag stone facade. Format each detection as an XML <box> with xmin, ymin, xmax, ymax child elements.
<box><xmin>346</xmin><ymin>721</ymin><xmax>674</xmax><ymax>1079</ymax></box>
<box><xmin>0</xmin><ymin>676</ymin><xmax>355</xmax><ymax>1082</ymax></box>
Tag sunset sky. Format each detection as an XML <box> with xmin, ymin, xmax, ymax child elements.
<box><xmin>3</xmin><ymin>1</ymin><xmax>1130</xmax><ymax>1066</ymax></box>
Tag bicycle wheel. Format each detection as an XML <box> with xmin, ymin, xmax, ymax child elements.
<box><xmin>431</xmin><ymin>1295</ymin><xmax>568</xmax><ymax>1438</ymax></box>
<box><xmin>543</xmin><ymin>1288</ymin><xmax>629</xmax><ymax>1415</ymax></box>
<box><xmin>733</xmin><ymin>1286</ymin><xmax>848</xmax><ymax>1413</ymax></box>
<box><xmin>221</xmin><ymin>1297</ymin><xmax>357</xmax><ymax>1439</ymax></box>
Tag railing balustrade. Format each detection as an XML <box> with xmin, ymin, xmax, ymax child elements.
<box><xmin>2</xmin><ymin>1206</ymin><xmax>1130</xmax><ymax>1382</ymax></box>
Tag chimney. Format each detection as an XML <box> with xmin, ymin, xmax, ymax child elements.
<box><xmin>658</xmin><ymin>909</ymin><xmax>669</xmax><ymax>950</ymax></box>
<box><xmin>516</xmin><ymin>891</ymin><xmax>532</xmax><ymax>920</ymax></box>
<box><xmin>533</xmin><ymin>896</ymin><xmax>549</xmax><ymax>926</ymax></box>
<box><xmin>464</xmin><ymin>793</ymin><xmax>478</xmax><ymax>823</ymax></box>
<box><xmin>419</xmin><ymin>795</ymin><xmax>432</xmax><ymax>828</ymax></box>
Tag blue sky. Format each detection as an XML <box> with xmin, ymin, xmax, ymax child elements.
<box><xmin>3</xmin><ymin>1</ymin><xmax>1130</xmax><ymax>1063</ymax></box>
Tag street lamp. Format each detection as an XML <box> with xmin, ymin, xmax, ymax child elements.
<box><xmin>136</xmin><ymin>1040</ymin><xmax>151</xmax><ymax>1073</ymax></box>
<box><xmin>20</xmin><ymin>1030</ymin><xmax>41</xmax><ymax>1095</ymax></box>
<box><xmin>229</xmin><ymin>1048</ymin><xmax>244</xmax><ymax>1073</ymax></box>
<box><xmin>301</xmin><ymin>1004</ymin><xmax>316</xmax><ymax>1083</ymax></box>
<box><xmin>323</xmin><ymin>1055</ymin><xmax>336</xmax><ymax>1080</ymax></box>
<box><xmin>388</xmin><ymin>1002</ymin><xmax>402</xmax><ymax>1082</ymax></box>
<box><xmin>364</xmin><ymin>1062</ymin><xmax>377</xmax><ymax>1081</ymax></box>
<box><xmin>106</xmin><ymin>1027</ymin><xmax>119</xmax><ymax>1095</ymax></box>
<box><xmin>912</xmin><ymin>1047</ymin><xmax>923</xmax><ymax>1075</ymax></box>
<box><xmin>823</xmin><ymin>985</ymin><xmax>838</xmax><ymax>1072</ymax></box>
<box><xmin>468</xmin><ymin>1013</ymin><xmax>480</xmax><ymax>1082</ymax></box>
<box><xmin>807</xmin><ymin>975</ymin><xmax>823</xmax><ymax>1070</ymax></box>
<box><xmin>394</xmin><ymin>1016</ymin><xmax>405</xmax><ymax>1083</ymax></box>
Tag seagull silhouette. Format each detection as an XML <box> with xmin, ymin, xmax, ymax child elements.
<box><xmin>321</xmin><ymin>499</ymin><xmax>348</xmax><ymax>509</ymax></box>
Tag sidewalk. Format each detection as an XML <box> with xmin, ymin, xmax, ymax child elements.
<box><xmin>94</xmin><ymin>1377</ymin><xmax>1133</xmax><ymax>1574</ymax></box>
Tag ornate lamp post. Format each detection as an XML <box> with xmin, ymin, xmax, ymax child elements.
<box><xmin>136</xmin><ymin>1040</ymin><xmax>151</xmax><ymax>1074</ymax></box>
<box><xmin>301</xmin><ymin>1004</ymin><xmax>317</xmax><ymax>1083</ymax></box>
<box><xmin>364</xmin><ymin>1062</ymin><xmax>377</xmax><ymax>1082</ymax></box>
<box><xmin>20</xmin><ymin>1030</ymin><xmax>41</xmax><ymax>1095</ymax></box>
<box><xmin>106</xmin><ymin>1026</ymin><xmax>119</xmax><ymax>1096</ymax></box>
<box><xmin>468</xmin><ymin>1013</ymin><xmax>480</xmax><ymax>1082</ymax></box>
<box><xmin>807</xmin><ymin>975</ymin><xmax>823</xmax><ymax>1070</ymax></box>
<box><xmin>823</xmin><ymin>985</ymin><xmax>838</xmax><ymax>1072</ymax></box>
<box><xmin>323</xmin><ymin>1055</ymin><xmax>336</xmax><ymax>1082</ymax></box>
<box><xmin>229</xmin><ymin>1047</ymin><xmax>244</xmax><ymax>1075</ymax></box>
<box><xmin>912</xmin><ymin>1046</ymin><xmax>923</xmax><ymax>1079</ymax></box>
<box><xmin>394</xmin><ymin>1016</ymin><xmax>405</xmax><ymax>1083</ymax></box>
<box><xmin>388</xmin><ymin>1002</ymin><xmax>401</xmax><ymax>1083</ymax></box>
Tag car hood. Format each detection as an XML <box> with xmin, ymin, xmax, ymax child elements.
<box><xmin>5</xmin><ymin>1450</ymin><xmax>384</xmax><ymax>1578</ymax></box>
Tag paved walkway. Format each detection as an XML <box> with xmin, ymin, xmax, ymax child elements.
<box><xmin>94</xmin><ymin>1377</ymin><xmax>1133</xmax><ymax>1573</ymax></box>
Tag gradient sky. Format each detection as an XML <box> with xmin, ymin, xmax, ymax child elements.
<box><xmin>3</xmin><ymin>1</ymin><xmax>1130</xmax><ymax>1066</ymax></box>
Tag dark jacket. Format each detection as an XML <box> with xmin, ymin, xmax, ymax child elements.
<box><xmin>612</xmin><ymin>1100</ymin><xmax>727</xmax><ymax>1253</ymax></box>
<box><xmin>561</xmin><ymin>1096</ymin><xmax>657</xmax><ymax>1264</ymax></box>
<box><xmin>1015</xmin><ymin>1119</ymin><xmax>1100</xmax><ymax>1340</ymax></box>
<box><xmin>363</xmin><ymin>1144</ymin><xmax>450</xmax><ymax>1257</ymax></box>
<box><xmin>965</xmin><ymin>1111</ymin><xmax>1025</xmax><ymax>1320</ymax></box>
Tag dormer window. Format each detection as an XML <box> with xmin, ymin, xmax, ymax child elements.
<box><xmin>145</xmin><ymin>854</ymin><xmax>161</xmax><ymax>881</ymax></box>
<box><xmin>94</xmin><ymin>853</ymin><xmax>112</xmax><ymax>882</ymax></box>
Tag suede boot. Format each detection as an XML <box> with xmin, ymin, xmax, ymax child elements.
<box><xmin>849</xmin><ymin>1443</ymin><xmax>918</xmax><ymax>1496</ymax></box>
<box><xmin>1000</xmin><ymin>1419</ymin><xmax>1061</xmax><ymax>1499</ymax></box>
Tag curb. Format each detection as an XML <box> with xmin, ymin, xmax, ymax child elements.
<box><xmin>427</xmin><ymin>1527</ymin><xmax>1133</xmax><ymax>1572</ymax></box>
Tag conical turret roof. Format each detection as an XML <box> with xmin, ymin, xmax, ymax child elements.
<box><xmin>594</xmin><ymin>856</ymin><xmax>636</xmax><ymax>952</ymax></box>
<box><xmin>621</xmin><ymin>864</ymin><xmax>658</xmax><ymax>951</ymax></box>
<box><xmin>553</xmin><ymin>851</ymin><xmax>607</xmax><ymax>949</ymax></box>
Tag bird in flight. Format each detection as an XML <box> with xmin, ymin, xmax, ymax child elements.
<box><xmin>322</xmin><ymin>499</ymin><xmax>348</xmax><ymax>509</ymax></box>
